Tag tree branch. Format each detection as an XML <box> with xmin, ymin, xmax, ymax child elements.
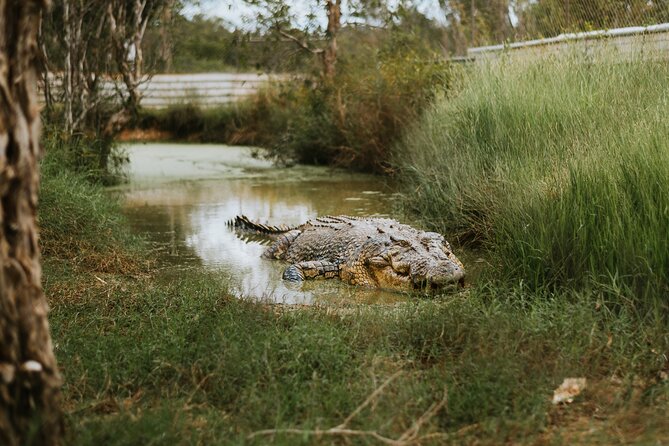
<box><xmin>248</xmin><ymin>427</ymin><xmax>405</xmax><ymax>445</ymax></box>
<box><xmin>248</xmin><ymin>373</ymin><xmax>450</xmax><ymax>446</ymax></box>
<box><xmin>335</xmin><ymin>369</ymin><xmax>403</xmax><ymax>429</ymax></box>
<box><xmin>398</xmin><ymin>387</ymin><xmax>449</xmax><ymax>442</ymax></box>
<box><xmin>277</xmin><ymin>28</ymin><xmax>324</xmax><ymax>55</ymax></box>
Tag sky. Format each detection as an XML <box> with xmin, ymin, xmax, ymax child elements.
<box><xmin>185</xmin><ymin>1</ymin><xmax>520</xmax><ymax>33</ymax></box>
<box><xmin>184</xmin><ymin>0</ymin><xmax>454</xmax><ymax>31</ymax></box>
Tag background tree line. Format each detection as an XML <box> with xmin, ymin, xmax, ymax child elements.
<box><xmin>143</xmin><ymin>0</ymin><xmax>669</xmax><ymax>75</ymax></box>
<box><xmin>37</xmin><ymin>0</ymin><xmax>669</xmax><ymax>146</ymax></box>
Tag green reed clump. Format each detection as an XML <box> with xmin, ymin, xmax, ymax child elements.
<box><xmin>41</xmin><ymin>126</ymin><xmax>125</xmax><ymax>185</ymax></box>
<box><xmin>270</xmin><ymin>34</ymin><xmax>450</xmax><ymax>173</ymax></box>
<box><xmin>397</xmin><ymin>52</ymin><xmax>669</xmax><ymax>302</ymax></box>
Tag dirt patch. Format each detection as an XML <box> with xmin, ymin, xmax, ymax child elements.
<box><xmin>117</xmin><ymin>127</ymin><xmax>173</xmax><ymax>142</ymax></box>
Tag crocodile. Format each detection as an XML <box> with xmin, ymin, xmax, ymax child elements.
<box><xmin>230</xmin><ymin>215</ymin><xmax>465</xmax><ymax>291</ymax></box>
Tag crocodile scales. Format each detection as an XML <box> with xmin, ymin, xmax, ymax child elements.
<box><xmin>231</xmin><ymin>215</ymin><xmax>465</xmax><ymax>291</ymax></box>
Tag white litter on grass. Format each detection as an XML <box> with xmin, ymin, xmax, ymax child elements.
<box><xmin>21</xmin><ymin>360</ymin><xmax>43</xmax><ymax>373</ymax></box>
<box><xmin>552</xmin><ymin>377</ymin><xmax>587</xmax><ymax>404</ymax></box>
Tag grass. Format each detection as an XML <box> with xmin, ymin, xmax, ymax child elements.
<box><xmin>46</xmin><ymin>272</ymin><xmax>669</xmax><ymax>445</ymax></box>
<box><xmin>40</xmin><ymin>136</ymin><xmax>145</xmax><ymax>275</ymax></box>
<box><xmin>39</xmin><ymin>152</ymin><xmax>669</xmax><ymax>443</ymax></box>
<box><xmin>40</xmin><ymin>50</ymin><xmax>669</xmax><ymax>444</ymax></box>
<box><xmin>396</xmin><ymin>51</ymin><xmax>669</xmax><ymax>305</ymax></box>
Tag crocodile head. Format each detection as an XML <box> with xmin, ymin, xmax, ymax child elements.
<box><xmin>361</xmin><ymin>230</ymin><xmax>465</xmax><ymax>291</ymax></box>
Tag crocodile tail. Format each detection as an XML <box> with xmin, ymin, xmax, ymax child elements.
<box><xmin>228</xmin><ymin>215</ymin><xmax>297</xmax><ymax>234</ymax></box>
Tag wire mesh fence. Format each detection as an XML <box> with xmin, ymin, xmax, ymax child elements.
<box><xmin>445</xmin><ymin>0</ymin><xmax>669</xmax><ymax>54</ymax></box>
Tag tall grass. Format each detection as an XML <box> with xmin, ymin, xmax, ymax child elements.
<box><xmin>396</xmin><ymin>52</ymin><xmax>669</xmax><ymax>302</ymax></box>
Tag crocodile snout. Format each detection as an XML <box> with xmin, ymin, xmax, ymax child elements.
<box><xmin>417</xmin><ymin>261</ymin><xmax>465</xmax><ymax>288</ymax></box>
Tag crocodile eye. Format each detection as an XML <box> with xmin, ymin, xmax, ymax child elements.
<box><xmin>422</xmin><ymin>232</ymin><xmax>443</xmax><ymax>243</ymax></box>
<box><xmin>390</xmin><ymin>236</ymin><xmax>412</xmax><ymax>248</ymax></box>
<box><xmin>388</xmin><ymin>247</ymin><xmax>400</xmax><ymax>256</ymax></box>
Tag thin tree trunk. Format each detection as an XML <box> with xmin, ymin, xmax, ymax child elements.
<box><xmin>63</xmin><ymin>0</ymin><xmax>74</xmax><ymax>134</ymax></box>
<box><xmin>159</xmin><ymin>2</ymin><xmax>173</xmax><ymax>72</ymax></box>
<box><xmin>0</xmin><ymin>1</ymin><xmax>63</xmax><ymax>445</ymax></box>
<box><xmin>322</xmin><ymin>0</ymin><xmax>340</xmax><ymax>80</ymax></box>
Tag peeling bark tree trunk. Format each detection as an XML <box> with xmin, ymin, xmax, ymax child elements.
<box><xmin>0</xmin><ymin>1</ymin><xmax>63</xmax><ymax>445</ymax></box>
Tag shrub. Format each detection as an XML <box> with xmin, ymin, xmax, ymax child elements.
<box><xmin>263</xmin><ymin>33</ymin><xmax>451</xmax><ymax>173</ymax></box>
<box><xmin>134</xmin><ymin>32</ymin><xmax>451</xmax><ymax>173</ymax></box>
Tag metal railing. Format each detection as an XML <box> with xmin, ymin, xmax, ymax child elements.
<box><xmin>467</xmin><ymin>22</ymin><xmax>669</xmax><ymax>60</ymax></box>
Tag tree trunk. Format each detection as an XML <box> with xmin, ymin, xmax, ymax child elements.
<box><xmin>0</xmin><ymin>1</ymin><xmax>63</xmax><ymax>445</ymax></box>
<box><xmin>159</xmin><ymin>1</ymin><xmax>173</xmax><ymax>72</ymax></box>
<box><xmin>108</xmin><ymin>0</ymin><xmax>151</xmax><ymax>117</ymax></box>
<box><xmin>322</xmin><ymin>0</ymin><xmax>340</xmax><ymax>80</ymax></box>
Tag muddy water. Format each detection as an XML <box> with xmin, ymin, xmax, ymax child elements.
<box><xmin>120</xmin><ymin>143</ymin><xmax>411</xmax><ymax>305</ymax></box>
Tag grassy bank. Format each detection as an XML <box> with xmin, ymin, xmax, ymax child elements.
<box><xmin>397</xmin><ymin>53</ymin><xmax>669</xmax><ymax>306</ymax></box>
<box><xmin>41</xmin><ymin>129</ymin><xmax>668</xmax><ymax>444</ymax></box>
<box><xmin>48</xmin><ymin>275</ymin><xmax>669</xmax><ymax>445</ymax></box>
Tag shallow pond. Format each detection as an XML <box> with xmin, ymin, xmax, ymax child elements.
<box><xmin>120</xmin><ymin>143</ymin><xmax>416</xmax><ymax>305</ymax></box>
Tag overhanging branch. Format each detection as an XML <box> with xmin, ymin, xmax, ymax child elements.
<box><xmin>277</xmin><ymin>28</ymin><xmax>324</xmax><ymax>55</ymax></box>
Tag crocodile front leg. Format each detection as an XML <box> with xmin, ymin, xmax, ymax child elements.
<box><xmin>282</xmin><ymin>261</ymin><xmax>341</xmax><ymax>282</ymax></box>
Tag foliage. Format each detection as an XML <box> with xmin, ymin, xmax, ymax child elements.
<box><xmin>396</xmin><ymin>52</ymin><xmax>669</xmax><ymax>303</ymax></box>
<box><xmin>38</xmin><ymin>0</ymin><xmax>174</xmax><ymax>185</ymax></box>
<box><xmin>137</xmin><ymin>30</ymin><xmax>450</xmax><ymax>173</ymax></box>
<box><xmin>144</xmin><ymin>13</ymin><xmax>307</xmax><ymax>73</ymax></box>
<box><xmin>41</xmin><ymin>122</ymin><xmax>127</xmax><ymax>185</ymax></box>
<box><xmin>41</xmin><ymin>0</ymin><xmax>172</xmax><ymax>134</ymax></box>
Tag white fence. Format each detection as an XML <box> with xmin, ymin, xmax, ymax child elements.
<box><xmin>43</xmin><ymin>72</ymin><xmax>288</xmax><ymax>110</ymax></box>
<box><xmin>135</xmin><ymin>72</ymin><xmax>287</xmax><ymax>108</ymax></box>
<box><xmin>467</xmin><ymin>23</ymin><xmax>669</xmax><ymax>61</ymax></box>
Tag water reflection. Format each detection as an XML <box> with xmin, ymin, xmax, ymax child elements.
<box><xmin>121</xmin><ymin>143</ymin><xmax>406</xmax><ymax>304</ymax></box>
